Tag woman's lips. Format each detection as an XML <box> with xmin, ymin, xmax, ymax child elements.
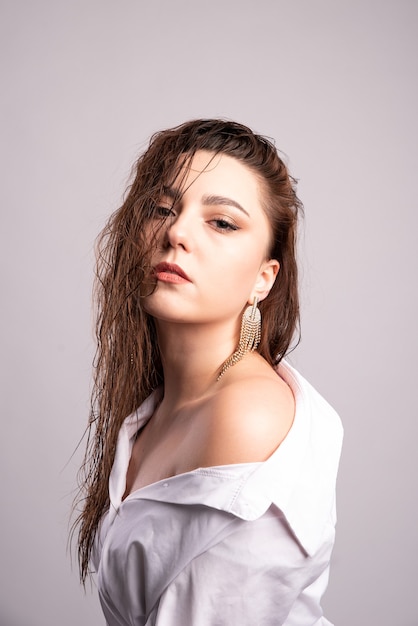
<box><xmin>153</xmin><ymin>262</ymin><xmax>191</xmax><ymax>284</ymax></box>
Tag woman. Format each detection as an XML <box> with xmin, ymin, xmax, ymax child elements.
<box><xmin>74</xmin><ymin>119</ymin><xmax>343</xmax><ymax>625</ymax></box>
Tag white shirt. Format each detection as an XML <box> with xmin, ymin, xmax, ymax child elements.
<box><xmin>93</xmin><ymin>361</ymin><xmax>343</xmax><ymax>626</ymax></box>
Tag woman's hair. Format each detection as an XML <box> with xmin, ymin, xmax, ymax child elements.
<box><xmin>73</xmin><ymin>119</ymin><xmax>303</xmax><ymax>583</ymax></box>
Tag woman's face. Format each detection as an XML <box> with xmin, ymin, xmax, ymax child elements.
<box><xmin>143</xmin><ymin>150</ymin><xmax>279</xmax><ymax>326</ymax></box>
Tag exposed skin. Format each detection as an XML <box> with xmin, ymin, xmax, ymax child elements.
<box><xmin>124</xmin><ymin>151</ymin><xmax>295</xmax><ymax>497</ymax></box>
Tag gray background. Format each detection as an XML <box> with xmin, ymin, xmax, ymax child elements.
<box><xmin>1</xmin><ymin>1</ymin><xmax>417</xmax><ymax>625</ymax></box>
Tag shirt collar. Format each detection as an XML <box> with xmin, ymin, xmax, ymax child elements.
<box><xmin>230</xmin><ymin>361</ymin><xmax>343</xmax><ymax>556</ymax></box>
<box><xmin>108</xmin><ymin>388</ymin><xmax>162</xmax><ymax>522</ymax></box>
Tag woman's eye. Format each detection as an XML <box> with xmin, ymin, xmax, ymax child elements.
<box><xmin>211</xmin><ymin>218</ymin><xmax>239</xmax><ymax>232</ymax></box>
<box><xmin>155</xmin><ymin>206</ymin><xmax>174</xmax><ymax>218</ymax></box>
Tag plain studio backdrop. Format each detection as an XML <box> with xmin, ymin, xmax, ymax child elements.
<box><xmin>1</xmin><ymin>1</ymin><xmax>417</xmax><ymax>625</ymax></box>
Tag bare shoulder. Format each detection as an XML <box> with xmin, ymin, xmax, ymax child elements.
<box><xmin>197</xmin><ymin>356</ymin><xmax>295</xmax><ymax>467</ymax></box>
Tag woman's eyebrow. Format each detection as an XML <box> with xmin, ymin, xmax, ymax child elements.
<box><xmin>162</xmin><ymin>185</ymin><xmax>180</xmax><ymax>199</ymax></box>
<box><xmin>202</xmin><ymin>194</ymin><xmax>250</xmax><ymax>217</ymax></box>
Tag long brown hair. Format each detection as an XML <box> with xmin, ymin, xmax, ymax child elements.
<box><xmin>73</xmin><ymin>119</ymin><xmax>303</xmax><ymax>583</ymax></box>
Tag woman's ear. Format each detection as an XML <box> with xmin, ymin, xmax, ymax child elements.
<box><xmin>251</xmin><ymin>259</ymin><xmax>280</xmax><ymax>303</ymax></box>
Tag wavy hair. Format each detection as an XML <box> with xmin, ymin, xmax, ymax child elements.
<box><xmin>73</xmin><ymin>119</ymin><xmax>303</xmax><ymax>583</ymax></box>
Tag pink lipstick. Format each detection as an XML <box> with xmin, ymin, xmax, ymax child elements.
<box><xmin>153</xmin><ymin>262</ymin><xmax>191</xmax><ymax>284</ymax></box>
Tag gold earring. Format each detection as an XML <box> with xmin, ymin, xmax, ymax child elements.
<box><xmin>217</xmin><ymin>298</ymin><xmax>261</xmax><ymax>381</ymax></box>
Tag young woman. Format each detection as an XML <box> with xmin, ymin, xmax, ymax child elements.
<box><xmin>74</xmin><ymin>119</ymin><xmax>343</xmax><ymax>625</ymax></box>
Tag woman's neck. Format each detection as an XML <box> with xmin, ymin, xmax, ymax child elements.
<box><xmin>155</xmin><ymin>319</ymin><xmax>239</xmax><ymax>407</ymax></box>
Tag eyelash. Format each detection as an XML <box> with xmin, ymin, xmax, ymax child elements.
<box><xmin>210</xmin><ymin>217</ymin><xmax>239</xmax><ymax>232</ymax></box>
<box><xmin>155</xmin><ymin>206</ymin><xmax>175</xmax><ymax>218</ymax></box>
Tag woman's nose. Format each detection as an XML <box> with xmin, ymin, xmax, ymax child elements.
<box><xmin>163</xmin><ymin>211</ymin><xmax>194</xmax><ymax>251</ymax></box>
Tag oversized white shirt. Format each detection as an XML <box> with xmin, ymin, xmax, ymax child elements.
<box><xmin>93</xmin><ymin>361</ymin><xmax>343</xmax><ymax>625</ymax></box>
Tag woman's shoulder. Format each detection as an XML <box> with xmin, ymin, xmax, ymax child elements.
<box><xmin>196</xmin><ymin>355</ymin><xmax>295</xmax><ymax>467</ymax></box>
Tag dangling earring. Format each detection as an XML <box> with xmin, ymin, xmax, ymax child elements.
<box><xmin>217</xmin><ymin>297</ymin><xmax>261</xmax><ymax>381</ymax></box>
